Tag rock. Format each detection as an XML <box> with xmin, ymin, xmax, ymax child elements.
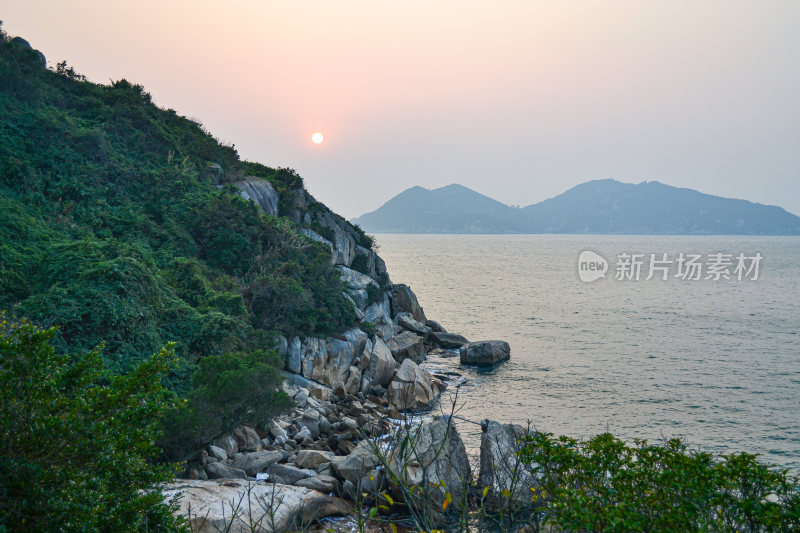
<box><xmin>233</xmin><ymin>425</ymin><xmax>262</xmax><ymax>452</ymax></box>
<box><xmin>425</xmin><ymin>320</ymin><xmax>447</xmax><ymax>333</ymax></box>
<box><xmin>212</xmin><ymin>435</ymin><xmax>238</xmax><ymax>458</ymax></box>
<box><xmin>294</xmin><ymin>427</ymin><xmax>312</xmax><ymax>442</ymax></box>
<box><xmin>362</xmin><ymin>296</ymin><xmax>393</xmax><ymax>328</ymax></box>
<box><xmin>336</xmin><ymin>265</ymin><xmax>379</xmax><ymax>291</ymax></box>
<box><xmin>268</xmin><ymin>463</ymin><xmax>316</xmax><ymax>485</ymax></box>
<box><xmin>206</xmin><ymin>445</ymin><xmax>228</xmax><ymax>462</ymax></box>
<box><xmin>295</xmin><ymin>474</ymin><xmax>339</xmax><ymax>494</ymax></box>
<box><xmin>387</xmin><ymin>359</ymin><xmax>443</xmax><ymax>411</ymax></box>
<box><xmin>234</xmin><ymin>178</ymin><xmax>279</xmax><ymax>217</ymax></box>
<box><xmin>459</xmin><ymin>340</ymin><xmax>511</xmax><ymax>366</ymax></box>
<box><xmin>431</xmin><ymin>331</ymin><xmax>469</xmax><ymax>349</ymax></box>
<box><xmin>294</xmin><ymin>387</ymin><xmax>310</xmax><ymax>408</ymax></box>
<box><xmin>343</xmin><ymin>366</ymin><xmax>362</xmax><ymax>396</ymax></box>
<box><xmin>230</xmin><ymin>450</ymin><xmax>284</xmax><ymax>476</ymax></box>
<box><xmin>286</xmin><ymin>336</ymin><xmax>303</xmax><ymax>373</ymax></box>
<box><xmin>206</xmin><ymin>162</ymin><xmax>224</xmax><ymax>185</ymax></box>
<box><xmin>360</xmin><ymin>337</ymin><xmax>397</xmax><ymax>392</ymax></box>
<box><xmin>330</xmin><ymin>440</ymin><xmax>381</xmax><ymax>484</ymax></box>
<box><xmin>388</xmin><ymin>416</ymin><xmax>470</xmax><ymax>518</ymax></box>
<box><xmin>300</xmin><ymin>337</ymin><xmax>361</xmax><ymax>390</ymax></box>
<box><xmin>389</xmin><ymin>284</ymin><xmax>426</xmax><ymax>322</ymax></box>
<box><xmin>282</xmin><ymin>371</ymin><xmax>333</xmax><ymax>401</ymax></box>
<box><xmin>204</xmin><ymin>461</ymin><xmax>247</xmax><ymax>480</ymax></box>
<box><xmin>385</xmin><ymin>331</ymin><xmax>425</xmax><ymax>364</ymax></box>
<box><xmin>269</xmin><ymin>422</ymin><xmax>289</xmax><ymax>443</ymax></box>
<box><xmin>163</xmin><ymin>480</ymin><xmax>348</xmax><ymax>532</ymax></box>
<box><xmin>479</xmin><ymin>420</ymin><xmax>541</xmax><ymax>511</ymax></box>
<box><xmin>342</xmin><ymin>328</ymin><xmax>370</xmax><ymax>354</ymax></box>
<box><xmin>396</xmin><ymin>312</ymin><xmax>431</xmax><ymax>336</ymax></box>
<box><xmin>273</xmin><ymin>335</ymin><xmax>289</xmax><ymax>357</ymax></box>
<box><xmin>295</xmin><ymin>450</ymin><xmax>334</xmax><ymax>470</ymax></box>
<box><xmin>296</xmin><ymin>417</ymin><xmax>320</xmax><ymax>440</ymax></box>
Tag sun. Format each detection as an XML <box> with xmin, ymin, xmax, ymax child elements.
<box><xmin>311</xmin><ymin>132</ymin><xmax>324</xmax><ymax>144</ymax></box>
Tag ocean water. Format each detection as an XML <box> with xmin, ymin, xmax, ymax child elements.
<box><xmin>375</xmin><ymin>234</ymin><xmax>800</xmax><ymax>470</ymax></box>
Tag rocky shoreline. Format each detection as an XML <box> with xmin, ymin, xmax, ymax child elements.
<box><xmin>165</xmin><ymin>175</ymin><xmax>518</xmax><ymax>531</ymax></box>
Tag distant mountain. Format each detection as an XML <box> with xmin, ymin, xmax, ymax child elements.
<box><xmin>351</xmin><ymin>184</ymin><xmax>524</xmax><ymax>233</ymax></box>
<box><xmin>352</xmin><ymin>180</ymin><xmax>800</xmax><ymax>235</ymax></box>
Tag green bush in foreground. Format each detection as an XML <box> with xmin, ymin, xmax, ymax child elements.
<box><xmin>516</xmin><ymin>432</ymin><xmax>800</xmax><ymax>532</ymax></box>
<box><xmin>0</xmin><ymin>316</ymin><xmax>182</xmax><ymax>532</ymax></box>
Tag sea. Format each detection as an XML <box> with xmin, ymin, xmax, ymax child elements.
<box><xmin>374</xmin><ymin>234</ymin><xmax>800</xmax><ymax>471</ymax></box>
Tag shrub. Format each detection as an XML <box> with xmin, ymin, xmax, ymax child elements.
<box><xmin>158</xmin><ymin>350</ymin><xmax>292</xmax><ymax>461</ymax></box>
<box><xmin>0</xmin><ymin>316</ymin><xmax>182</xmax><ymax>531</ymax></box>
<box><xmin>516</xmin><ymin>432</ymin><xmax>800</xmax><ymax>532</ymax></box>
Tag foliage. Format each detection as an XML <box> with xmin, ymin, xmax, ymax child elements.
<box><xmin>516</xmin><ymin>431</ymin><xmax>800</xmax><ymax>532</ymax></box>
<box><xmin>0</xmin><ymin>34</ymin><xmax>356</xmax><ymax>394</ymax></box>
<box><xmin>159</xmin><ymin>350</ymin><xmax>293</xmax><ymax>461</ymax></box>
<box><xmin>0</xmin><ymin>315</ymin><xmax>183</xmax><ymax>532</ymax></box>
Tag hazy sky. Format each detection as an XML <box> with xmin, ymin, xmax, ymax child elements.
<box><xmin>3</xmin><ymin>1</ymin><xmax>799</xmax><ymax>218</ymax></box>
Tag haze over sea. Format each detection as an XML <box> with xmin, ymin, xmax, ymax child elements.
<box><xmin>376</xmin><ymin>234</ymin><xmax>800</xmax><ymax>470</ymax></box>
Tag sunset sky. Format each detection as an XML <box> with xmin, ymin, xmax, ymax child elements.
<box><xmin>3</xmin><ymin>1</ymin><xmax>799</xmax><ymax>218</ymax></box>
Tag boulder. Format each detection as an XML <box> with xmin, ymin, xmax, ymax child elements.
<box><xmin>230</xmin><ymin>450</ymin><xmax>284</xmax><ymax>476</ymax></box>
<box><xmin>212</xmin><ymin>435</ymin><xmax>238</xmax><ymax>458</ymax></box>
<box><xmin>295</xmin><ymin>475</ymin><xmax>339</xmax><ymax>494</ymax></box>
<box><xmin>234</xmin><ymin>178</ymin><xmax>279</xmax><ymax>217</ymax></box>
<box><xmin>360</xmin><ymin>337</ymin><xmax>398</xmax><ymax>392</ymax></box>
<box><xmin>206</xmin><ymin>445</ymin><xmax>227</xmax><ymax>462</ymax></box>
<box><xmin>387</xmin><ymin>359</ymin><xmax>443</xmax><ymax>411</ymax></box>
<box><xmin>459</xmin><ymin>340</ymin><xmax>511</xmax><ymax>366</ymax></box>
<box><xmin>479</xmin><ymin>420</ymin><xmax>541</xmax><ymax>511</ymax></box>
<box><xmin>389</xmin><ymin>284</ymin><xmax>426</xmax><ymax>322</ymax></box>
<box><xmin>385</xmin><ymin>331</ymin><xmax>425</xmax><ymax>364</ymax></box>
<box><xmin>295</xmin><ymin>450</ymin><xmax>334</xmax><ymax>470</ymax></box>
<box><xmin>233</xmin><ymin>425</ymin><xmax>262</xmax><ymax>452</ymax></box>
<box><xmin>396</xmin><ymin>312</ymin><xmax>430</xmax><ymax>337</ymax></box>
<box><xmin>204</xmin><ymin>461</ymin><xmax>247</xmax><ymax>480</ymax></box>
<box><xmin>425</xmin><ymin>320</ymin><xmax>447</xmax><ymax>333</ymax></box>
<box><xmin>431</xmin><ymin>331</ymin><xmax>469</xmax><ymax>349</ymax></box>
<box><xmin>331</xmin><ymin>440</ymin><xmax>381</xmax><ymax>484</ymax></box>
<box><xmin>388</xmin><ymin>416</ymin><xmax>470</xmax><ymax>517</ymax></box>
<box><xmin>268</xmin><ymin>463</ymin><xmax>316</xmax><ymax>485</ymax></box>
<box><xmin>163</xmin><ymin>480</ymin><xmax>348</xmax><ymax>532</ymax></box>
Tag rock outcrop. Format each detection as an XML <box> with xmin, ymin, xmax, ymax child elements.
<box><xmin>459</xmin><ymin>340</ymin><xmax>511</xmax><ymax>366</ymax></box>
<box><xmin>234</xmin><ymin>178</ymin><xmax>280</xmax><ymax>217</ymax></box>
<box><xmin>431</xmin><ymin>331</ymin><xmax>469</xmax><ymax>349</ymax></box>
<box><xmin>478</xmin><ymin>420</ymin><xmax>541</xmax><ymax>511</ymax></box>
<box><xmin>389</xmin><ymin>284</ymin><xmax>426</xmax><ymax>322</ymax></box>
<box><xmin>388</xmin><ymin>416</ymin><xmax>471</xmax><ymax>519</ymax></box>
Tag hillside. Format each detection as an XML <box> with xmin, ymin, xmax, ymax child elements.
<box><xmin>353</xmin><ymin>180</ymin><xmax>800</xmax><ymax>235</ymax></box>
<box><xmin>0</xmin><ymin>32</ymin><xmax>386</xmax><ymax>392</ymax></box>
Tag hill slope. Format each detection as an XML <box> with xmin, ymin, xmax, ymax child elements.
<box><xmin>353</xmin><ymin>180</ymin><xmax>800</xmax><ymax>235</ymax></box>
<box><xmin>0</xmin><ymin>33</ymin><xmax>384</xmax><ymax>392</ymax></box>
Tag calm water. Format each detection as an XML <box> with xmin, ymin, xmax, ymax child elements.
<box><xmin>375</xmin><ymin>234</ymin><xmax>800</xmax><ymax>470</ymax></box>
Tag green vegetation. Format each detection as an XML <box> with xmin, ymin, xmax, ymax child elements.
<box><xmin>159</xmin><ymin>350</ymin><xmax>292</xmax><ymax>461</ymax></box>
<box><xmin>0</xmin><ymin>25</ymin><xmax>356</xmax><ymax>397</ymax></box>
<box><xmin>0</xmin><ymin>316</ymin><xmax>182</xmax><ymax>531</ymax></box>
<box><xmin>514</xmin><ymin>432</ymin><xmax>800</xmax><ymax>532</ymax></box>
